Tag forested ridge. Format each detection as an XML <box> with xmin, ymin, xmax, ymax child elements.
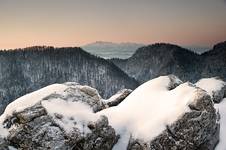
<box><xmin>111</xmin><ymin>41</ymin><xmax>226</xmax><ymax>83</ymax></box>
<box><xmin>0</xmin><ymin>46</ymin><xmax>139</xmax><ymax>114</ymax></box>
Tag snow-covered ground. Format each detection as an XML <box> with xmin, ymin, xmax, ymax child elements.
<box><xmin>215</xmin><ymin>98</ymin><xmax>226</xmax><ymax>150</ymax></box>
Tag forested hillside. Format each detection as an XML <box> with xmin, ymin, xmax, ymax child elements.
<box><xmin>0</xmin><ymin>46</ymin><xmax>139</xmax><ymax>114</ymax></box>
<box><xmin>111</xmin><ymin>41</ymin><xmax>226</xmax><ymax>84</ymax></box>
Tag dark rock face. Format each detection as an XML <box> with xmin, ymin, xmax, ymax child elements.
<box><xmin>167</xmin><ymin>74</ymin><xmax>183</xmax><ymax>90</ymax></box>
<box><xmin>127</xmin><ymin>88</ymin><xmax>219</xmax><ymax>150</ymax></box>
<box><xmin>81</xmin><ymin>116</ymin><xmax>118</xmax><ymax>150</ymax></box>
<box><xmin>212</xmin><ymin>85</ymin><xmax>226</xmax><ymax>103</ymax></box>
<box><xmin>0</xmin><ymin>83</ymin><xmax>118</xmax><ymax>150</ymax></box>
<box><xmin>111</xmin><ymin>41</ymin><xmax>226</xmax><ymax>84</ymax></box>
<box><xmin>105</xmin><ymin>89</ymin><xmax>132</xmax><ymax>107</ymax></box>
<box><xmin>0</xmin><ymin>46</ymin><xmax>139</xmax><ymax>114</ymax></box>
<box><xmin>5</xmin><ymin>111</ymin><xmax>117</xmax><ymax>150</ymax></box>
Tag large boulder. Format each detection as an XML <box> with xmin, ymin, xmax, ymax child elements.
<box><xmin>0</xmin><ymin>83</ymin><xmax>118</xmax><ymax>150</ymax></box>
<box><xmin>127</xmin><ymin>88</ymin><xmax>219</xmax><ymax>150</ymax></box>
<box><xmin>99</xmin><ymin>76</ymin><xmax>219</xmax><ymax>150</ymax></box>
<box><xmin>195</xmin><ymin>77</ymin><xmax>226</xmax><ymax>103</ymax></box>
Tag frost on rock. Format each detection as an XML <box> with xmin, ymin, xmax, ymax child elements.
<box><xmin>196</xmin><ymin>77</ymin><xmax>226</xmax><ymax>103</ymax></box>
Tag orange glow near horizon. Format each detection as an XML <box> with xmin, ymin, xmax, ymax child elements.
<box><xmin>0</xmin><ymin>0</ymin><xmax>226</xmax><ymax>49</ymax></box>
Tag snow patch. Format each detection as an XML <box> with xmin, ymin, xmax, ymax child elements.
<box><xmin>195</xmin><ymin>78</ymin><xmax>225</xmax><ymax>98</ymax></box>
<box><xmin>42</xmin><ymin>98</ymin><xmax>98</xmax><ymax>134</ymax></box>
<box><xmin>112</xmin><ymin>129</ymin><xmax>130</xmax><ymax>150</ymax></box>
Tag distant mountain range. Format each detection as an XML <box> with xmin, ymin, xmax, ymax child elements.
<box><xmin>111</xmin><ymin>41</ymin><xmax>226</xmax><ymax>83</ymax></box>
<box><xmin>82</xmin><ymin>41</ymin><xmax>145</xmax><ymax>59</ymax></box>
<box><xmin>82</xmin><ymin>41</ymin><xmax>211</xmax><ymax>59</ymax></box>
<box><xmin>0</xmin><ymin>41</ymin><xmax>225</xmax><ymax>114</ymax></box>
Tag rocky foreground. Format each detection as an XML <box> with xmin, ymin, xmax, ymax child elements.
<box><xmin>0</xmin><ymin>75</ymin><xmax>226</xmax><ymax>150</ymax></box>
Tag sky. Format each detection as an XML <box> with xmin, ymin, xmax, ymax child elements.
<box><xmin>0</xmin><ymin>0</ymin><xmax>226</xmax><ymax>49</ymax></box>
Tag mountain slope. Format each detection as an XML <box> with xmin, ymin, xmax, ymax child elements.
<box><xmin>111</xmin><ymin>41</ymin><xmax>226</xmax><ymax>84</ymax></box>
<box><xmin>0</xmin><ymin>46</ymin><xmax>139</xmax><ymax>114</ymax></box>
<box><xmin>111</xmin><ymin>43</ymin><xmax>201</xmax><ymax>83</ymax></box>
<box><xmin>200</xmin><ymin>41</ymin><xmax>226</xmax><ymax>79</ymax></box>
<box><xmin>82</xmin><ymin>41</ymin><xmax>145</xmax><ymax>59</ymax></box>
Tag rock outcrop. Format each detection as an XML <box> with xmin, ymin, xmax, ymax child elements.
<box><xmin>105</xmin><ymin>89</ymin><xmax>132</xmax><ymax>107</ymax></box>
<box><xmin>0</xmin><ymin>75</ymin><xmax>222</xmax><ymax>150</ymax></box>
<box><xmin>195</xmin><ymin>78</ymin><xmax>226</xmax><ymax>103</ymax></box>
<box><xmin>127</xmin><ymin>88</ymin><xmax>219</xmax><ymax>150</ymax></box>
<box><xmin>0</xmin><ymin>83</ymin><xmax>118</xmax><ymax>150</ymax></box>
<box><xmin>212</xmin><ymin>85</ymin><xmax>226</xmax><ymax>103</ymax></box>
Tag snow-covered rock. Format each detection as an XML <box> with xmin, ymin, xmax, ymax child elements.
<box><xmin>98</xmin><ymin>75</ymin><xmax>218</xmax><ymax>150</ymax></box>
<box><xmin>0</xmin><ymin>83</ymin><xmax>117</xmax><ymax>150</ymax></box>
<box><xmin>0</xmin><ymin>75</ymin><xmax>221</xmax><ymax>150</ymax></box>
<box><xmin>196</xmin><ymin>78</ymin><xmax>226</xmax><ymax>103</ymax></box>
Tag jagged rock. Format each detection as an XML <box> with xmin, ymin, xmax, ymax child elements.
<box><xmin>167</xmin><ymin>74</ymin><xmax>183</xmax><ymax>90</ymax></box>
<box><xmin>127</xmin><ymin>88</ymin><xmax>219</xmax><ymax>150</ymax></box>
<box><xmin>105</xmin><ymin>89</ymin><xmax>132</xmax><ymax>107</ymax></box>
<box><xmin>43</xmin><ymin>85</ymin><xmax>106</xmax><ymax>112</ymax></box>
<box><xmin>0</xmin><ymin>83</ymin><xmax>118</xmax><ymax>150</ymax></box>
<box><xmin>81</xmin><ymin>116</ymin><xmax>119</xmax><ymax>150</ymax></box>
<box><xmin>212</xmin><ymin>85</ymin><xmax>226</xmax><ymax>103</ymax></box>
